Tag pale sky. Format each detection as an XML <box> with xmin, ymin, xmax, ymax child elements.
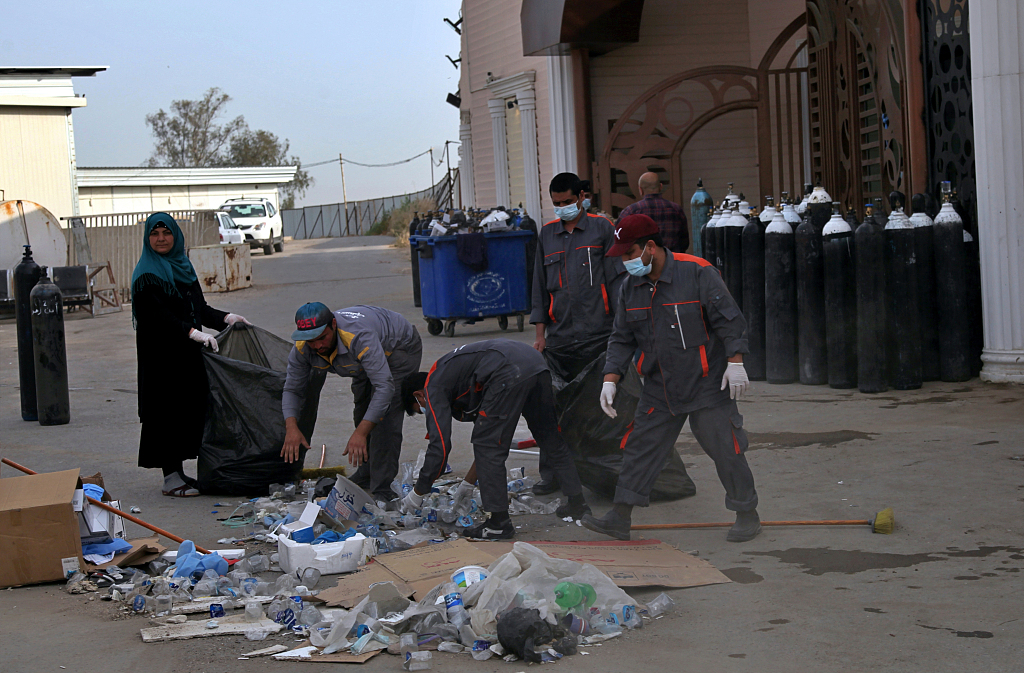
<box><xmin>5</xmin><ymin>0</ymin><xmax>463</xmax><ymax>206</ymax></box>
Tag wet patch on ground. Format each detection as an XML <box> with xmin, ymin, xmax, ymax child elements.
<box><xmin>743</xmin><ymin>430</ymin><xmax>875</xmax><ymax>450</ymax></box>
<box><xmin>744</xmin><ymin>546</ymin><xmax>1024</xmax><ymax>576</ymax></box>
<box><xmin>918</xmin><ymin>624</ymin><xmax>994</xmax><ymax>638</ymax></box>
<box><xmin>721</xmin><ymin>567</ymin><xmax>764</xmax><ymax>584</ymax></box>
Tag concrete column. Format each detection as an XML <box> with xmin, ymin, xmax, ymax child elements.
<box><xmin>517</xmin><ymin>89</ymin><xmax>543</xmax><ymax>221</ymax></box>
<box><xmin>547</xmin><ymin>54</ymin><xmax>577</xmax><ymax>176</ymax></box>
<box><xmin>972</xmin><ymin>0</ymin><xmax>1024</xmax><ymax>383</ymax></box>
<box><xmin>459</xmin><ymin>111</ymin><xmax>475</xmax><ymax>208</ymax></box>
<box><xmin>488</xmin><ymin>98</ymin><xmax>511</xmax><ymax>208</ymax></box>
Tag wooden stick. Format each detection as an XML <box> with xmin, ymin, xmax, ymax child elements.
<box><xmin>1</xmin><ymin>457</ymin><xmax>212</xmax><ymax>554</ymax></box>
<box><xmin>319</xmin><ymin>444</ymin><xmax>326</xmax><ymax>469</ymax></box>
<box><xmin>631</xmin><ymin>519</ymin><xmax>872</xmax><ymax>530</ymax></box>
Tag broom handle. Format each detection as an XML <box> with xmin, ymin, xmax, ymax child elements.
<box><xmin>2</xmin><ymin>457</ymin><xmax>212</xmax><ymax>554</ymax></box>
<box><xmin>631</xmin><ymin>519</ymin><xmax>872</xmax><ymax>530</ymax></box>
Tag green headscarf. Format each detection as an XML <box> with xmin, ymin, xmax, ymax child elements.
<box><xmin>131</xmin><ymin>213</ymin><xmax>198</xmax><ymax>325</ymax></box>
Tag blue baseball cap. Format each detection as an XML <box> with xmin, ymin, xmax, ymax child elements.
<box><xmin>291</xmin><ymin>302</ymin><xmax>333</xmax><ymax>341</ymax></box>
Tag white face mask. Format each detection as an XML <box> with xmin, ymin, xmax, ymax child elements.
<box><xmin>623</xmin><ymin>243</ymin><xmax>653</xmax><ymax>277</ymax></box>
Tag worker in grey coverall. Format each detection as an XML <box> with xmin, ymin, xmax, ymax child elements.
<box><xmin>397</xmin><ymin>339</ymin><xmax>590</xmax><ymax>540</ymax></box>
<box><xmin>281</xmin><ymin>302</ymin><xmax>422</xmax><ymax>502</ymax></box>
<box><xmin>530</xmin><ymin>172</ymin><xmax>625</xmax><ymax>496</ymax></box>
<box><xmin>581</xmin><ymin>214</ymin><xmax>761</xmax><ymax>543</ymax></box>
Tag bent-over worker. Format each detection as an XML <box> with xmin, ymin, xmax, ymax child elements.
<box><xmin>399</xmin><ymin>339</ymin><xmax>590</xmax><ymax>539</ymax></box>
<box><xmin>581</xmin><ymin>214</ymin><xmax>761</xmax><ymax>542</ymax></box>
<box><xmin>282</xmin><ymin>303</ymin><xmax>422</xmax><ymax>502</ymax></box>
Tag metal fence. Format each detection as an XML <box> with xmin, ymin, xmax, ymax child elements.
<box><xmin>63</xmin><ymin>210</ymin><xmax>220</xmax><ymax>302</ymax></box>
<box><xmin>283</xmin><ymin>170</ymin><xmax>457</xmax><ymax>240</ymax></box>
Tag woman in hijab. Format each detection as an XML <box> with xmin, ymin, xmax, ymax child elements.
<box><xmin>132</xmin><ymin>213</ymin><xmax>251</xmax><ymax>496</ymax></box>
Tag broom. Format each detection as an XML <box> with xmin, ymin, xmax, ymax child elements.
<box><xmin>297</xmin><ymin>444</ymin><xmax>347</xmax><ymax>480</ymax></box>
<box><xmin>631</xmin><ymin>508</ymin><xmax>895</xmax><ymax>534</ymax></box>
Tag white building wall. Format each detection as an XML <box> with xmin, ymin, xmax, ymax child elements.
<box><xmin>0</xmin><ymin>106</ymin><xmax>76</xmax><ymax>219</ymax></box>
<box><xmin>78</xmin><ymin>183</ymin><xmax>282</xmax><ymax>216</ymax></box>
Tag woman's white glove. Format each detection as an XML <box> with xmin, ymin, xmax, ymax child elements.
<box><xmin>401</xmin><ymin>490</ymin><xmax>423</xmax><ymax>515</ymax></box>
<box><xmin>721</xmin><ymin>362</ymin><xmax>749</xmax><ymax>399</ymax></box>
<box><xmin>599</xmin><ymin>381</ymin><xmax>618</xmax><ymax>419</ymax></box>
<box><xmin>224</xmin><ymin>313</ymin><xmax>252</xmax><ymax>326</ymax></box>
<box><xmin>451</xmin><ymin>480</ymin><xmax>475</xmax><ymax>512</ymax></box>
<box><xmin>189</xmin><ymin>328</ymin><xmax>219</xmax><ymax>353</ymax></box>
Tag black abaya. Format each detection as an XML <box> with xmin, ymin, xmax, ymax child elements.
<box><xmin>134</xmin><ymin>280</ymin><xmax>227</xmax><ymax>469</ymax></box>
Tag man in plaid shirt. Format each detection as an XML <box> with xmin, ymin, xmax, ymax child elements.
<box><xmin>617</xmin><ymin>172</ymin><xmax>690</xmax><ymax>253</ymax></box>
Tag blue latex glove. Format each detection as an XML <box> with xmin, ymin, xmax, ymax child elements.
<box><xmin>171</xmin><ymin>540</ymin><xmax>228</xmax><ymax>578</ymax></box>
<box><xmin>81</xmin><ymin>538</ymin><xmax>132</xmax><ymax>556</ymax></box>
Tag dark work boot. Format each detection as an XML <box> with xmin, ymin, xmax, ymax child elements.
<box><xmin>581</xmin><ymin>509</ymin><xmax>631</xmax><ymax>541</ymax></box>
<box><xmin>555</xmin><ymin>493</ymin><xmax>591</xmax><ymax>520</ymax></box>
<box><xmin>727</xmin><ymin>509</ymin><xmax>761</xmax><ymax>542</ymax></box>
<box><xmin>532</xmin><ymin>479</ymin><xmax>560</xmax><ymax>496</ymax></box>
<box><xmin>465</xmin><ymin>514</ymin><xmax>515</xmax><ymax>540</ymax></box>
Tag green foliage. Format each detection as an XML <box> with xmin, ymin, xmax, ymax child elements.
<box><xmin>145</xmin><ymin>87</ymin><xmax>313</xmax><ymax>207</ymax></box>
<box><xmin>366</xmin><ymin>197</ymin><xmax>435</xmax><ymax>247</ymax></box>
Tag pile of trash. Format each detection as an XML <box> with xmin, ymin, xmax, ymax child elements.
<box><xmin>75</xmin><ymin>534</ymin><xmax>675</xmax><ymax>666</ymax></box>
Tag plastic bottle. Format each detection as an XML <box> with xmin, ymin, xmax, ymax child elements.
<box><xmin>405</xmin><ymin>651</ymin><xmax>432</xmax><ymax>670</ymax></box>
<box><xmin>299</xmin><ymin>605</ymin><xmax>323</xmax><ymax>626</ymax></box>
<box><xmin>400</xmin><ymin>632</ymin><xmax>418</xmax><ymax>664</ymax></box>
<box><xmin>553</xmin><ymin>582</ymin><xmax>597</xmax><ymax>613</ymax></box>
<box><xmin>274</xmin><ymin>574</ymin><xmax>297</xmax><ymax>595</ymax></box>
<box><xmin>299</xmin><ymin>567</ymin><xmax>321</xmax><ymax>588</ymax></box>
<box><xmin>152</xmin><ymin>594</ymin><xmax>172</xmax><ymax>616</ymax></box>
<box><xmin>644</xmin><ymin>593</ymin><xmax>676</xmax><ymax>617</ymax></box>
<box><xmin>245</xmin><ymin>601</ymin><xmax>263</xmax><ymax>622</ymax></box>
<box><xmin>471</xmin><ymin>641</ymin><xmax>494</xmax><ymax>661</ymax></box>
<box><xmin>444</xmin><ymin>591</ymin><xmax>469</xmax><ymax>628</ymax></box>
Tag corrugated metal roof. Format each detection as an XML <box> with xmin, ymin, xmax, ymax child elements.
<box><xmin>0</xmin><ymin>67</ymin><xmax>107</xmax><ymax>77</ymax></box>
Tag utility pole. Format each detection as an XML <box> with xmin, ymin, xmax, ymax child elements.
<box><xmin>429</xmin><ymin>147</ymin><xmax>435</xmax><ymax>192</ymax></box>
<box><xmin>445</xmin><ymin>140</ymin><xmax>452</xmax><ymax>209</ymax></box>
<box><xmin>339</xmin><ymin>152</ymin><xmax>350</xmax><ymax>235</ymax></box>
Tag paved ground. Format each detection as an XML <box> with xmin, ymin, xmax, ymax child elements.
<box><xmin>2</xmin><ymin>236</ymin><xmax>1023</xmax><ymax>673</ymax></box>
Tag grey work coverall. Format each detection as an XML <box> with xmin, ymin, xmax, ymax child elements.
<box><xmin>531</xmin><ymin>213</ymin><xmax>625</xmax><ymax>484</ymax></box>
<box><xmin>414</xmin><ymin>340</ymin><xmax>584</xmax><ymax>513</ymax></box>
<box><xmin>283</xmin><ymin>306</ymin><xmax>422</xmax><ymax>499</ymax></box>
<box><xmin>604</xmin><ymin>252</ymin><xmax>758</xmax><ymax>511</ymax></box>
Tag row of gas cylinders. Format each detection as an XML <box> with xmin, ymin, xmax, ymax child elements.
<box><xmin>13</xmin><ymin>245</ymin><xmax>71</xmax><ymax>425</ymax></box>
<box><xmin>689</xmin><ymin>181</ymin><xmax>981</xmax><ymax>392</ymax></box>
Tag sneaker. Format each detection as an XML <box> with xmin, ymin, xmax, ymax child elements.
<box><xmin>532</xmin><ymin>479</ymin><xmax>560</xmax><ymax>496</ymax></box>
<box><xmin>581</xmin><ymin>510</ymin><xmax>632</xmax><ymax>541</ymax></box>
<box><xmin>726</xmin><ymin>509</ymin><xmax>761</xmax><ymax>542</ymax></box>
<box><xmin>555</xmin><ymin>499</ymin><xmax>591</xmax><ymax>520</ymax></box>
<box><xmin>464</xmin><ymin>518</ymin><xmax>515</xmax><ymax>540</ymax></box>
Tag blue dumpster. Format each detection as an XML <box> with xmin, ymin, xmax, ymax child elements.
<box><xmin>414</xmin><ymin>230</ymin><xmax>533</xmax><ymax>337</ymax></box>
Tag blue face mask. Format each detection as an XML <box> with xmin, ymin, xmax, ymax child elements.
<box><xmin>582</xmin><ymin>198</ymin><xmax>591</xmax><ymax>210</ymax></box>
<box><xmin>623</xmin><ymin>243</ymin><xmax>652</xmax><ymax>277</ymax></box>
<box><xmin>553</xmin><ymin>202</ymin><xmax>581</xmax><ymax>222</ymax></box>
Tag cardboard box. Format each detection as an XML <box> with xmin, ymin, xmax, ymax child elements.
<box><xmin>0</xmin><ymin>469</ymin><xmax>85</xmax><ymax>588</ymax></box>
<box><xmin>321</xmin><ymin>476</ymin><xmax>376</xmax><ymax>526</ymax></box>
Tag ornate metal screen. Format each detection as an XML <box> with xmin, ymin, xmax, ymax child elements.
<box><xmin>806</xmin><ymin>0</ymin><xmax>909</xmax><ymax>212</ymax></box>
<box><xmin>919</xmin><ymin>0</ymin><xmax>975</xmax><ymax>228</ymax></box>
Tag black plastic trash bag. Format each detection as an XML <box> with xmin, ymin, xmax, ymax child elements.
<box><xmin>197</xmin><ymin>324</ymin><xmax>325</xmax><ymax>496</ymax></box>
<box><xmin>543</xmin><ymin>336</ymin><xmax>695</xmax><ymax>501</ymax></box>
<box><xmin>497</xmin><ymin>607</ymin><xmax>577</xmax><ymax>663</ymax></box>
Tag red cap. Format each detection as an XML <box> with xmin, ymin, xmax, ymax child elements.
<box><xmin>607</xmin><ymin>214</ymin><xmax>660</xmax><ymax>256</ymax></box>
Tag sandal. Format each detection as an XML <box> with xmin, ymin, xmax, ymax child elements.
<box><xmin>162</xmin><ymin>484</ymin><xmax>200</xmax><ymax>497</ymax></box>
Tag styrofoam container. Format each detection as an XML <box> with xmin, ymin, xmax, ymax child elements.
<box><xmin>451</xmin><ymin>565</ymin><xmax>488</xmax><ymax>587</ymax></box>
<box><xmin>277</xmin><ymin>532</ymin><xmax>366</xmax><ymax>576</ymax></box>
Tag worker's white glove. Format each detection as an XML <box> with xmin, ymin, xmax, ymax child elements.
<box><xmin>224</xmin><ymin>313</ymin><xmax>253</xmax><ymax>326</ymax></box>
<box><xmin>189</xmin><ymin>328</ymin><xmax>219</xmax><ymax>353</ymax></box>
<box><xmin>451</xmin><ymin>480</ymin><xmax>475</xmax><ymax>513</ymax></box>
<box><xmin>401</xmin><ymin>490</ymin><xmax>423</xmax><ymax>515</ymax></box>
<box><xmin>599</xmin><ymin>381</ymin><xmax>618</xmax><ymax>419</ymax></box>
<box><xmin>721</xmin><ymin>362</ymin><xmax>749</xmax><ymax>399</ymax></box>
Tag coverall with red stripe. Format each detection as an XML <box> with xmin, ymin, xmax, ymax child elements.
<box><xmin>414</xmin><ymin>340</ymin><xmax>584</xmax><ymax>513</ymax></box>
<box><xmin>603</xmin><ymin>250</ymin><xmax>758</xmax><ymax>511</ymax></box>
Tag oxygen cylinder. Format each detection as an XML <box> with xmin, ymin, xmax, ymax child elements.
<box><xmin>872</xmin><ymin>197</ymin><xmax>888</xmax><ymax>229</ymax></box>
<box><xmin>703</xmin><ymin>204</ymin><xmax>721</xmax><ymax>265</ymax></box>
<box><xmin>742</xmin><ymin>211</ymin><xmax>766</xmax><ymax>380</ymax></box>
<box><xmin>933</xmin><ymin>182</ymin><xmax>971</xmax><ymax>381</ymax></box>
<box><xmin>910</xmin><ymin>194</ymin><xmax>940</xmax><ymax>380</ymax></box>
<box><xmin>964</xmin><ymin>228</ymin><xmax>983</xmax><ymax>377</ymax></box>
<box><xmin>690</xmin><ymin>178</ymin><xmax>713</xmax><ymax>258</ymax></box>
<box><xmin>29</xmin><ymin>268</ymin><xmax>70</xmax><ymax>425</ymax></box>
<box><xmin>796</xmin><ymin>182</ymin><xmax>813</xmax><ymax>216</ymax></box>
<box><xmin>855</xmin><ymin>205</ymin><xmax>888</xmax><ymax>393</ymax></box>
<box><xmin>409</xmin><ymin>213</ymin><xmax>422</xmax><ymax>308</ymax></box>
<box><xmin>807</xmin><ymin>184</ymin><xmax>832</xmax><ymax>234</ymax></box>
<box><xmin>723</xmin><ymin>204</ymin><xmax>746</xmax><ymax>309</ymax></box>
<box><xmin>738</xmin><ymin>194</ymin><xmax>751</xmax><ymax>216</ymax></box>
<box><xmin>714</xmin><ymin>203</ymin><xmax>729</xmax><ymax>274</ymax></box>
<box><xmin>759</xmin><ymin>195</ymin><xmax>777</xmax><ymax>224</ymax></box>
<box><xmin>14</xmin><ymin>245</ymin><xmax>43</xmax><ymax>421</ymax></box>
<box><xmin>822</xmin><ymin>203</ymin><xmax>857</xmax><ymax>388</ymax></box>
<box><xmin>795</xmin><ymin>208</ymin><xmax>828</xmax><ymax>384</ymax></box>
<box><xmin>782</xmin><ymin>198</ymin><xmax>801</xmax><ymax>228</ymax></box>
<box><xmin>884</xmin><ymin>194</ymin><xmax>923</xmax><ymax>389</ymax></box>
<box><xmin>765</xmin><ymin>210</ymin><xmax>798</xmax><ymax>383</ymax></box>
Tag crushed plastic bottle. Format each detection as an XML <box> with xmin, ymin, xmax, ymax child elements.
<box><xmin>299</xmin><ymin>605</ymin><xmax>323</xmax><ymax>626</ymax></box>
<box><xmin>152</xmin><ymin>594</ymin><xmax>172</xmax><ymax>616</ymax></box>
<box><xmin>444</xmin><ymin>591</ymin><xmax>469</xmax><ymax>628</ymax></box>
<box><xmin>245</xmin><ymin>601</ymin><xmax>263</xmax><ymax>622</ymax></box>
<box><xmin>471</xmin><ymin>640</ymin><xmax>494</xmax><ymax>661</ymax></box>
<box><xmin>405</xmin><ymin>651</ymin><xmax>432</xmax><ymax>670</ymax></box>
<box><xmin>299</xmin><ymin>567</ymin><xmax>321</xmax><ymax>588</ymax></box>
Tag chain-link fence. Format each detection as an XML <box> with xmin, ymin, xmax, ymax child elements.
<box><xmin>283</xmin><ymin>171</ymin><xmax>456</xmax><ymax>240</ymax></box>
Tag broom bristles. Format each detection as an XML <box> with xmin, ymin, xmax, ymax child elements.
<box><xmin>298</xmin><ymin>466</ymin><xmax>347</xmax><ymax>480</ymax></box>
<box><xmin>872</xmin><ymin>507</ymin><xmax>894</xmax><ymax>534</ymax></box>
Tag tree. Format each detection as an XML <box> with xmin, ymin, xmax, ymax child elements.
<box><xmin>146</xmin><ymin>88</ymin><xmax>313</xmax><ymax>208</ymax></box>
<box><xmin>225</xmin><ymin>129</ymin><xmax>312</xmax><ymax>210</ymax></box>
<box><xmin>145</xmin><ymin>87</ymin><xmax>244</xmax><ymax>167</ymax></box>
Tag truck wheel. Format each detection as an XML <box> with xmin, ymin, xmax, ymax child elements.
<box><xmin>427</xmin><ymin>319</ymin><xmax>443</xmax><ymax>336</ymax></box>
